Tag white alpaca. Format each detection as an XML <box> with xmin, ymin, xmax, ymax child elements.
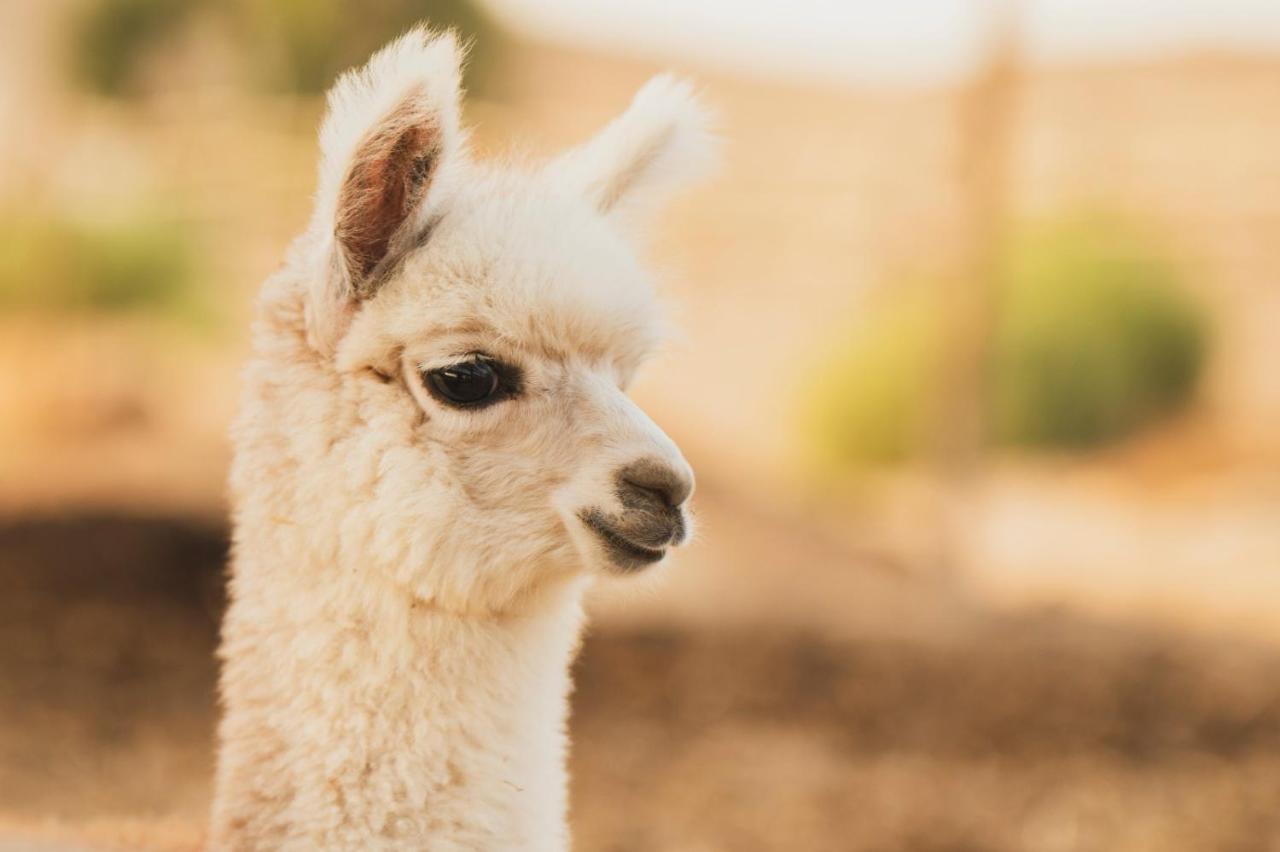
<box><xmin>209</xmin><ymin>27</ymin><xmax>715</xmax><ymax>851</ymax></box>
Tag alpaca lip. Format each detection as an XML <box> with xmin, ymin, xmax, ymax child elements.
<box><xmin>596</xmin><ymin>526</ymin><xmax>667</xmax><ymax>570</ymax></box>
<box><xmin>579</xmin><ymin>512</ymin><xmax>669</xmax><ymax>571</ymax></box>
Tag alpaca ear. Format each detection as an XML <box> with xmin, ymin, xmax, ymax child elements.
<box><xmin>549</xmin><ymin>75</ymin><xmax>717</xmax><ymax>224</ymax></box>
<box><xmin>306</xmin><ymin>27</ymin><xmax>465</xmax><ymax>354</ymax></box>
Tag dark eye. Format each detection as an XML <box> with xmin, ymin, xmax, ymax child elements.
<box><xmin>424</xmin><ymin>359</ymin><xmax>501</xmax><ymax>407</ymax></box>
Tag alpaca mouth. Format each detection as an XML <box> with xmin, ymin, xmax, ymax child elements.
<box><xmin>579</xmin><ymin>511</ymin><xmax>670</xmax><ymax>572</ymax></box>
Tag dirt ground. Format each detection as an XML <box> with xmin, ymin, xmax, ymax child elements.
<box><xmin>3</xmin><ymin>512</ymin><xmax>1280</xmax><ymax>852</ymax></box>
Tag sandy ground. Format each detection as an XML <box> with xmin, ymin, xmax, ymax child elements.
<box><xmin>3</xmin><ymin>511</ymin><xmax>1280</xmax><ymax>851</ymax></box>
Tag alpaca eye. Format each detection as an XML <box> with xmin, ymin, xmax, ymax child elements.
<box><xmin>424</xmin><ymin>359</ymin><xmax>501</xmax><ymax>407</ymax></box>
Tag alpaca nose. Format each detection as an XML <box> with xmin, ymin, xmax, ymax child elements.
<box><xmin>617</xmin><ymin>458</ymin><xmax>694</xmax><ymax>510</ymax></box>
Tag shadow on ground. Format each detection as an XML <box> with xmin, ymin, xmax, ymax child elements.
<box><xmin>3</xmin><ymin>513</ymin><xmax>1280</xmax><ymax>851</ymax></box>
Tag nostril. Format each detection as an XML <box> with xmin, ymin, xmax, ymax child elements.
<box><xmin>617</xmin><ymin>459</ymin><xmax>693</xmax><ymax>509</ymax></box>
<box><xmin>627</xmin><ymin>479</ymin><xmax>673</xmax><ymax>509</ymax></box>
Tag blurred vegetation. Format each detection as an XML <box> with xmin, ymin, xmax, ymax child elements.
<box><xmin>70</xmin><ymin>0</ymin><xmax>202</xmax><ymax>97</ymax></box>
<box><xmin>233</xmin><ymin>0</ymin><xmax>499</xmax><ymax>95</ymax></box>
<box><xmin>991</xmin><ymin>219</ymin><xmax>1208</xmax><ymax>449</ymax></box>
<box><xmin>0</xmin><ymin>209</ymin><xmax>204</xmax><ymax>319</ymax></box>
<box><xmin>808</xmin><ymin>215</ymin><xmax>1209</xmax><ymax>468</ymax></box>
<box><xmin>69</xmin><ymin>0</ymin><xmax>498</xmax><ymax>98</ymax></box>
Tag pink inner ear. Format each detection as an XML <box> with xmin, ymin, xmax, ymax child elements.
<box><xmin>335</xmin><ymin>97</ymin><xmax>440</xmax><ymax>295</ymax></box>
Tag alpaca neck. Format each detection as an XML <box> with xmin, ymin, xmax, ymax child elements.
<box><xmin>212</xmin><ymin>557</ymin><xmax>587</xmax><ymax>851</ymax></box>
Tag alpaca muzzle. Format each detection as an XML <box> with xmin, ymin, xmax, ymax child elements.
<box><xmin>577</xmin><ymin>457</ymin><xmax>693</xmax><ymax>572</ymax></box>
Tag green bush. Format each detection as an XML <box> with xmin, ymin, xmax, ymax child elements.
<box><xmin>991</xmin><ymin>219</ymin><xmax>1207</xmax><ymax>449</ymax></box>
<box><xmin>807</xmin><ymin>216</ymin><xmax>1209</xmax><ymax>468</ymax></box>
<box><xmin>69</xmin><ymin>0</ymin><xmax>203</xmax><ymax>97</ymax></box>
<box><xmin>234</xmin><ymin>0</ymin><xmax>499</xmax><ymax>95</ymax></box>
<box><xmin>0</xmin><ymin>211</ymin><xmax>202</xmax><ymax>317</ymax></box>
<box><xmin>806</xmin><ymin>291</ymin><xmax>943</xmax><ymax>466</ymax></box>
<box><xmin>67</xmin><ymin>0</ymin><xmax>498</xmax><ymax>98</ymax></box>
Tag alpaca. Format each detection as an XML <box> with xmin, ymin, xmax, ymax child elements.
<box><xmin>209</xmin><ymin>27</ymin><xmax>715</xmax><ymax>851</ymax></box>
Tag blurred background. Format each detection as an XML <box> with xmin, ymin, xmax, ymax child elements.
<box><xmin>2</xmin><ymin>0</ymin><xmax>1280</xmax><ymax>849</ymax></box>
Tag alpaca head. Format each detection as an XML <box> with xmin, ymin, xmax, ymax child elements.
<box><xmin>283</xmin><ymin>29</ymin><xmax>716</xmax><ymax>612</ymax></box>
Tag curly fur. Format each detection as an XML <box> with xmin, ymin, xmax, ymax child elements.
<box><xmin>209</xmin><ymin>26</ymin><xmax>715</xmax><ymax>851</ymax></box>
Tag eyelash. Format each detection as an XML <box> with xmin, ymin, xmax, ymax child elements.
<box><xmin>418</xmin><ymin>353</ymin><xmax>524</xmax><ymax>409</ymax></box>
